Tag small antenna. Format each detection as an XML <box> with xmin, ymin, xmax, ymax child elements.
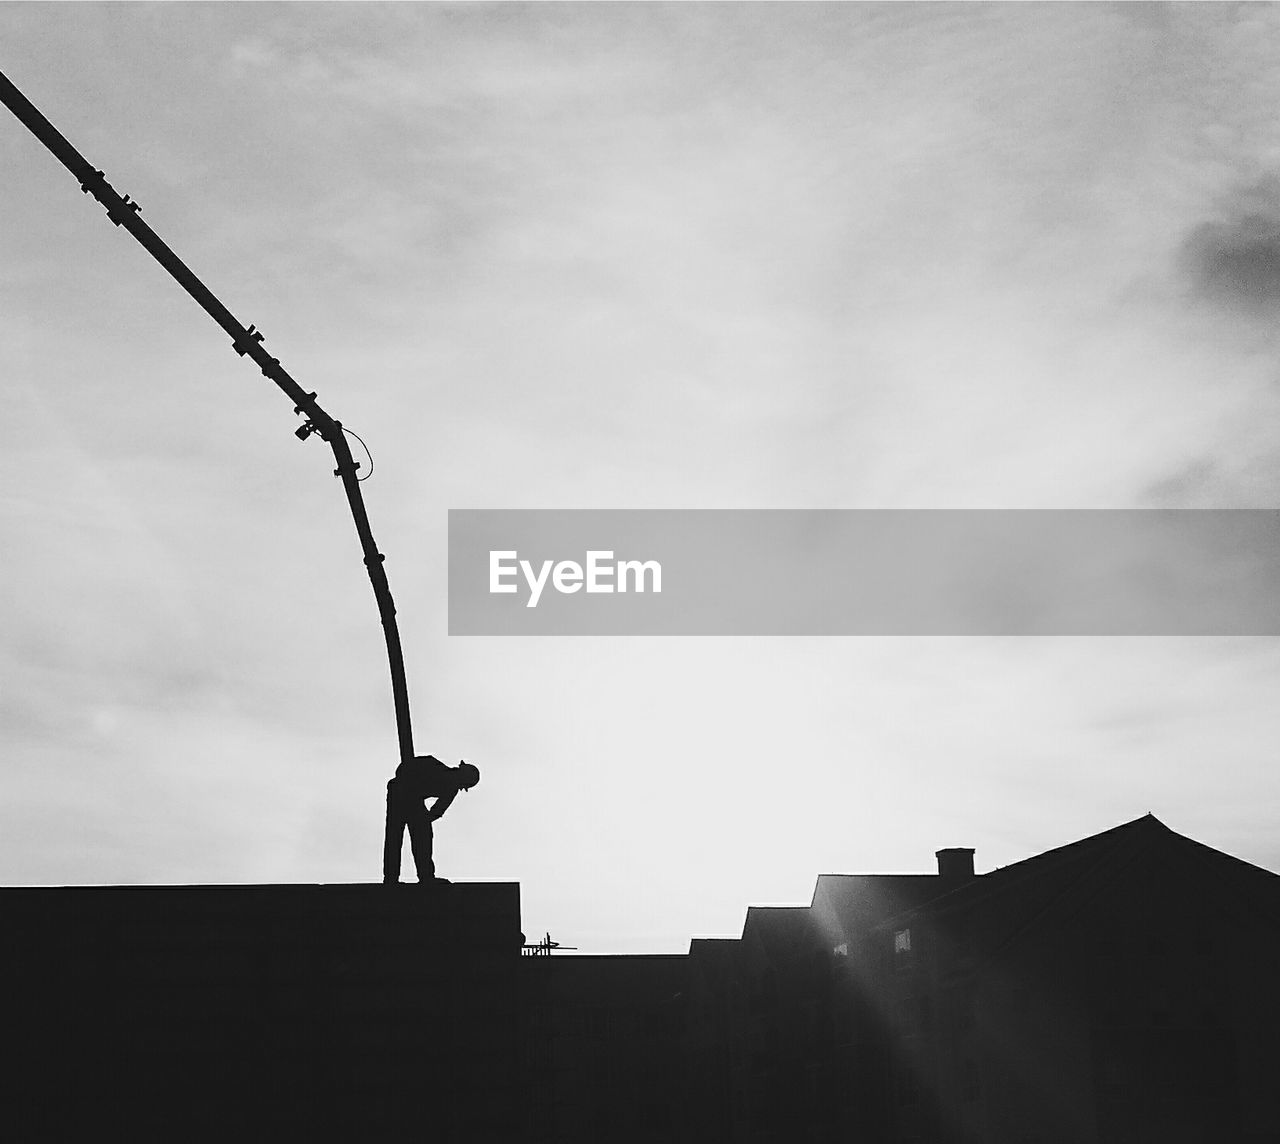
<box><xmin>522</xmin><ymin>931</ymin><xmax>578</xmax><ymax>956</ymax></box>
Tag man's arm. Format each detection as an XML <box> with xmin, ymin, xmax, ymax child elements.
<box><xmin>427</xmin><ymin>789</ymin><xmax>458</xmax><ymax>822</ymax></box>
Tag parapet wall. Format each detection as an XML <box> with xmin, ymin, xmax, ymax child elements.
<box><xmin>4</xmin><ymin>882</ymin><xmax>525</xmax><ymax>1139</ymax></box>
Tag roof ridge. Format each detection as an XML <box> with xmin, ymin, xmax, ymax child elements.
<box><xmin>991</xmin><ymin>819</ymin><xmax>1162</xmax><ymax>954</ymax></box>
<box><xmin>989</xmin><ymin>813</ymin><xmax>1166</xmax><ymax>876</ymax></box>
<box><xmin>869</xmin><ymin>815</ymin><xmax>1170</xmax><ymax>931</ymax></box>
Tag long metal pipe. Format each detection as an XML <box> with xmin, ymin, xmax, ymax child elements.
<box><xmin>0</xmin><ymin>67</ymin><xmax>416</xmax><ymax>766</ymax></box>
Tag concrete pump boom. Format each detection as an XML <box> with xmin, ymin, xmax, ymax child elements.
<box><xmin>0</xmin><ymin>68</ymin><xmax>416</xmax><ymax>767</ymax></box>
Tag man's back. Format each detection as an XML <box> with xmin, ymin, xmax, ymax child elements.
<box><xmin>393</xmin><ymin>754</ymin><xmax>453</xmax><ymax>800</ymax></box>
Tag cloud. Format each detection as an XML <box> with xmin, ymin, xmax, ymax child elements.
<box><xmin>1182</xmin><ymin>179</ymin><xmax>1280</xmax><ymax>315</ymax></box>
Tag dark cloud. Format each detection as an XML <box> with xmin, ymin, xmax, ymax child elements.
<box><xmin>1183</xmin><ymin>181</ymin><xmax>1280</xmax><ymax>314</ymax></box>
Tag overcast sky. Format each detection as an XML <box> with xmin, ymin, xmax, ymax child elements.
<box><xmin>3</xmin><ymin>2</ymin><xmax>1280</xmax><ymax>952</ymax></box>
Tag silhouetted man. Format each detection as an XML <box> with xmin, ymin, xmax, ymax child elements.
<box><xmin>383</xmin><ymin>755</ymin><xmax>480</xmax><ymax>883</ymax></box>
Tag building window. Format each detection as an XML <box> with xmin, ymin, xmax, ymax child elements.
<box><xmin>894</xmin><ymin>928</ymin><xmax>912</xmax><ymax>954</ymax></box>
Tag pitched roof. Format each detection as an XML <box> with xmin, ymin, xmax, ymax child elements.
<box><xmin>887</xmin><ymin>813</ymin><xmax>1167</xmax><ymax>921</ymax></box>
<box><xmin>874</xmin><ymin>814</ymin><xmax>1280</xmax><ymax>952</ymax></box>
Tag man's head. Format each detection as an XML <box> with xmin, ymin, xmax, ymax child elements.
<box><xmin>456</xmin><ymin>761</ymin><xmax>480</xmax><ymax>791</ymax></box>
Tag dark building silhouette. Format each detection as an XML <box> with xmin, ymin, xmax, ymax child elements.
<box><xmin>6</xmin><ymin>815</ymin><xmax>1278</xmax><ymax>1141</ymax></box>
<box><xmin>683</xmin><ymin>814</ymin><xmax>1280</xmax><ymax>1143</ymax></box>
<box><xmin>5</xmin><ymin>883</ymin><xmax>526</xmax><ymax>1140</ymax></box>
<box><xmin>523</xmin><ymin>953</ymin><xmax>689</xmax><ymax>1141</ymax></box>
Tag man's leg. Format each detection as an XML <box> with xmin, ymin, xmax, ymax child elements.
<box><xmin>382</xmin><ymin>779</ymin><xmax>405</xmax><ymax>883</ymax></box>
<box><xmin>404</xmin><ymin>803</ymin><xmax>435</xmax><ymax>882</ymax></box>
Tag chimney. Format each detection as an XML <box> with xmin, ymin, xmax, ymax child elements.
<box><xmin>936</xmin><ymin>847</ymin><xmax>975</xmax><ymax>883</ymax></box>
